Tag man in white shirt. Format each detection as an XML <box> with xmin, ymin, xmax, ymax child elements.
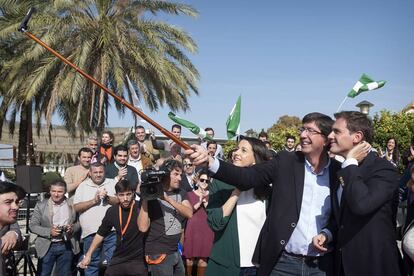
<box><xmin>74</xmin><ymin>163</ymin><xmax>118</xmax><ymax>276</ymax></box>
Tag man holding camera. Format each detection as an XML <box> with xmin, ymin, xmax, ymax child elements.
<box><xmin>29</xmin><ymin>179</ymin><xmax>80</xmax><ymax>276</ymax></box>
<box><xmin>79</xmin><ymin>179</ymin><xmax>147</xmax><ymax>275</ymax></box>
<box><xmin>138</xmin><ymin>159</ymin><xmax>193</xmax><ymax>276</ymax></box>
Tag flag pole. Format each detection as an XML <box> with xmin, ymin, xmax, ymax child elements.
<box><xmin>336</xmin><ymin>96</ymin><xmax>348</xmax><ymax>113</ymax></box>
<box><xmin>18</xmin><ymin>8</ymin><xmax>190</xmax><ymax>150</ymax></box>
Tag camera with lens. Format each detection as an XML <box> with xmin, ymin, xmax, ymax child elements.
<box><xmin>140</xmin><ymin>168</ymin><xmax>169</xmax><ymax>200</ymax></box>
<box><xmin>57</xmin><ymin>226</ymin><xmax>69</xmax><ymax>243</ymax></box>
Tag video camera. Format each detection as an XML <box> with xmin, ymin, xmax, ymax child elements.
<box><xmin>140</xmin><ymin>168</ymin><xmax>169</xmax><ymax>200</ymax></box>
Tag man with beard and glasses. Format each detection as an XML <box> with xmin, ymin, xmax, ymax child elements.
<box><xmin>79</xmin><ymin>180</ymin><xmax>147</xmax><ymax>275</ymax></box>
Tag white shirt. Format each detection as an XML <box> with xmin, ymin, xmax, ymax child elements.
<box><xmin>73</xmin><ymin>178</ymin><xmax>116</xmax><ymax>239</ymax></box>
<box><xmin>284</xmin><ymin>159</ymin><xmax>331</xmax><ymax>256</ymax></box>
<box><xmin>128</xmin><ymin>156</ymin><xmax>143</xmax><ymax>182</ymax></box>
<box><xmin>236</xmin><ymin>189</ymin><xmax>266</xmax><ymax>267</ymax></box>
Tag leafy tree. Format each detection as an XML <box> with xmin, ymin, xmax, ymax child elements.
<box><xmin>0</xmin><ymin>0</ymin><xmax>199</xmax><ymax>164</ymax></box>
<box><xmin>222</xmin><ymin>140</ymin><xmax>237</xmax><ymax>161</ymax></box>
<box><xmin>244</xmin><ymin>128</ymin><xmax>258</xmax><ymax>137</ymax></box>
<box><xmin>267</xmin><ymin>115</ymin><xmax>301</xmax><ymax>150</ymax></box>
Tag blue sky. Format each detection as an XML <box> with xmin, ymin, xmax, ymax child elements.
<box><xmin>105</xmin><ymin>0</ymin><xmax>414</xmax><ymax>138</ymax></box>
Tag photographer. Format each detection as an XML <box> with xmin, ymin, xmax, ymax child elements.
<box><xmin>138</xmin><ymin>159</ymin><xmax>192</xmax><ymax>276</ymax></box>
<box><xmin>29</xmin><ymin>179</ymin><xmax>80</xmax><ymax>276</ymax></box>
<box><xmin>79</xmin><ymin>179</ymin><xmax>147</xmax><ymax>275</ymax></box>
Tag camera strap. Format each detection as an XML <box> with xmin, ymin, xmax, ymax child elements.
<box><xmin>119</xmin><ymin>201</ymin><xmax>135</xmax><ymax>241</ymax></box>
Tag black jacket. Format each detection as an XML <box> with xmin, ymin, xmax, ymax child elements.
<box><xmin>214</xmin><ymin>151</ymin><xmax>340</xmax><ymax>276</ymax></box>
<box><xmin>330</xmin><ymin>152</ymin><xmax>403</xmax><ymax>276</ymax></box>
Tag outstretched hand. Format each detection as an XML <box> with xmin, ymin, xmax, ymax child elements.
<box><xmin>184</xmin><ymin>145</ymin><xmax>213</xmax><ymax>167</ymax></box>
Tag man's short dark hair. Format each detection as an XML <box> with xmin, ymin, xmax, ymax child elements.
<box><xmin>205</xmin><ymin>127</ymin><xmax>214</xmax><ymax>135</ymax></box>
<box><xmin>207</xmin><ymin>140</ymin><xmax>217</xmax><ymax>147</ymax></box>
<box><xmin>114</xmin><ymin>145</ymin><xmax>128</xmax><ymax>156</ymax></box>
<box><xmin>171</xmin><ymin>124</ymin><xmax>181</xmax><ymax>131</ymax></box>
<box><xmin>115</xmin><ymin>179</ymin><xmax>134</xmax><ymax>193</ymax></box>
<box><xmin>160</xmin><ymin>159</ymin><xmax>183</xmax><ymax>174</ymax></box>
<box><xmin>49</xmin><ymin>179</ymin><xmax>67</xmax><ymax>192</ymax></box>
<box><xmin>286</xmin><ymin>135</ymin><xmax>296</xmax><ymax>142</ymax></box>
<box><xmin>0</xmin><ymin>181</ymin><xmax>26</xmax><ymax>200</ymax></box>
<box><xmin>78</xmin><ymin>147</ymin><xmax>93</xmax><ymax>157</ymax></box>
<box><xmin>334</xmin><ymin>111</ymin><xmax>374</xmax><ymax>143</ymax></box>
<box><xmin>258</xmin><ymin>131</ymin><xmax>268</xmax><ymax>139</ymax></box>
<box><xmin>136</xmin><ymin>125</ymin><xmax>145</xmax><ymax>131</ymax></box>
<box><xmin>302</xmin><ymin>112</ymin><xmax>334</xmax><ymax>137</ymax></box>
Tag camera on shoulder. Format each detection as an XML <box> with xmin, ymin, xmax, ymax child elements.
<box><xmin>140</xmin><ymin>168</ymin><xmax>169</xmax><ymax>200</ymax></box>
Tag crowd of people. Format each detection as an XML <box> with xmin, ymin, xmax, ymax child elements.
<box><xmin>1</xmin><ymin>111</ymin><xmax>414</xmax><ymax>276</ymax></box>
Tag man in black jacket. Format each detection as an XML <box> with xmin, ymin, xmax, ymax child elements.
<box><xmin>313</xmin><ymin>111</ymin><xmax>403</xmax><ymax>276</ymax></box>
<box><xmin>188</xmin><ymin>112</ymin><xmax>338</xmax><ymax>276</ymax></box>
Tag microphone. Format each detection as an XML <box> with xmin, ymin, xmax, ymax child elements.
<box><xmin>18</xmin><ymin>7</ymin><xmax>36</xmax><ymax>33</ymax></box>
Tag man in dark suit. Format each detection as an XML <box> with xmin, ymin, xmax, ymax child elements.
<box><xmin>187</xmin><ymin>112</ymin><xmax>339</xmax><ymax>276</ymax></box>
<box><xmin>313</xmin><ymin>111</ymin><xmax>402</xmax><ymax>276</ymax></box>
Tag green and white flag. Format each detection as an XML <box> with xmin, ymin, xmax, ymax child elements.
<box><xmin>347</xmin><ymin>74</ymin><xmax>386</xmax><ymax>98</ymax></box>
<box><xmin>226</xmin><ymin>96</ymin><xmax>241</xmax><ymax>139</ymax></box>
<box><xmin>168</xmin><ymin>112</ymin><xmax>212</xmax><ymax>140</ymax></box>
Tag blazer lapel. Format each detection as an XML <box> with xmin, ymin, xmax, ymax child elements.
<box><xmin>294</xmin><ymin>155</ymin><xmax>305</xmax><ymax>217</ymax></box>
<box><xmin>329</xmin><ymin>160</ymin><xmax>341</xmax><ymax>225</ymax></box>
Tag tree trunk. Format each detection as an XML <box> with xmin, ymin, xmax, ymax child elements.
<box><xmin>17</xmin><ymin>101</ymin><xmax>35</xmax><ymax>165</ymax></box>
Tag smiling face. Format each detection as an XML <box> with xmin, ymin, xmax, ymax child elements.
<box><xmin>299</xmin><ymin>121</ymin><xmax>328</xmax><ymax>157</ymax></box>
<box><xmin>328</xmin><ymin>117</ymin><xmax>362</xmax><ymax>157</ymax></box>
<box><xmin>197</xmin><ymin>173</ymin><xmax>210</xmax><ymax>190</ymax></box>
<box><xmin>101</xmin><ymin>133</ymin><xmax>112</xmax><ymax>145</ymax></box>
<box><xmin>0</xmin><ymin>192</ymin><xmax>20</xmax><ymax>227</ymax></box>
<box><xmin>135</xmin><ymin>127</ymin><xmax>146</xmax><ymax>142</ymax></box>
<box><xmin>232</xmin><ymin>139</ymin><xmax>256</xmax><ymax>167</ymax></box>
<box><xmin>387</xmin><ymin>138</ymin><xmax>396</xmax><ymax>152</ymax></box>
<box><xmin>129</xmin><ymin>144</ymin><xmax>140</xmax><ymax>159</ymax></box>
<box><xmin>183</xmin><ymin>158</ymin><xmax>194</xmax><ymax>175</ymax></box>
<box><xmin>115</xmin><ymin>150</ymin><xmax>128</xmax><ymax>166</ymax></box>
<box><xmin>78</xmin><ymin>151</ymin><xmax>92</xmax><ymax>168</ymax></box>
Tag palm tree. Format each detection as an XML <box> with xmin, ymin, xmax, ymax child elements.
<box><xmin>0</xmin><ymin>0</ymin><xmax>199</xmax><ymax>164</ymax></box>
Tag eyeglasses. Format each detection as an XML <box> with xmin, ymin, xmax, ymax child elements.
<box><xmin>184</xmin><ymin>163</ymin><xmax>193</xmax><ymax>167</ymax></box>
<box><xmin>199</xmin><ymin>179</ymin><xmax>210</xmax><ymax>184</ymax></box>
<box><xmin>298</xmin><ymin>127</ymin><xmax>322</xmax><ymax>136</ymax></box>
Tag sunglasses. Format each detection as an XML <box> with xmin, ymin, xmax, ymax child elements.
<box><xmin>199</xmin><ymin>179</ymin><xmax>210</xmax><ymax>184</ymax></box>
<box><xmin>184</xmin><ymin>163</ymin><xmax>193</xmax><ymax>167</ymax></box>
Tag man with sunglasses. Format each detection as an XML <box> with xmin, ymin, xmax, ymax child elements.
<box><xmin>79</xmin><ymin>179</ymin><xmax>147</xmax><ymax>275</ymax></box>
<box><xmin>187</xmin><ymin>113</ymin><xmax>340</xmax><ymax>276</ymax></box>
<box><xmin>180</xmin><ymin>157</ymin><xmax>196</xmax><ymax>192</ymax></box>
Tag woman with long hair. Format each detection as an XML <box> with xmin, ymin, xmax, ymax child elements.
<box><xmin>206</xmin><ymin>137</ymin><xmax>272</xmax><ymax>276</ymax></box>
<box><xmin>381</xmin><ymin>137</ymin><xmax>401</xmax><ymax>167</ymax></box>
